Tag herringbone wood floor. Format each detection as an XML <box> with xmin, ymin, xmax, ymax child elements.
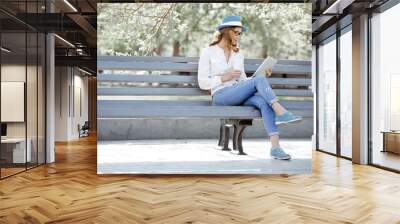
<box><xmin>1</xmin><ymin>134</ymin><xmax>400</xmax><ymax>224</ymax></box>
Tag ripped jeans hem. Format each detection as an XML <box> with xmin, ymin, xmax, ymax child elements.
<box><xmin>269</xmin><ymin>98</ymin><xmax>279</xmax><ymax>107</ymax></box>
<box><xmin>268</xmin><ymin>132</ymin><xmax>280</xmax><ymax>137</ymax></box>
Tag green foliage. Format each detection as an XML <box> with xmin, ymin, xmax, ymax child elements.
<box><xmin>98</xmin><ymin>3</ymin><xmax>311</xmax><ymax>59</ymax></box>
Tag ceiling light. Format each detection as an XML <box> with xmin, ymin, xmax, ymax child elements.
<box><xmin>323</xmin><ymin>0</ymin><xmax>355</xmax><ymax>15</ymax></box>
<box><xmin>78</xmin><ymin>67</ymin><xmax>93</xmax><ymax>76</ymax></box>
<box><xmin>63</xmin><ymin>0</ymin><xmax>78</xmax><ymax>12</ymax></box>
<box><xmin>54</xmin><ymin>34</ymin><xmax>75</xmax><ymax>48</ymax></box>
<box><xmin>1</xmin><ymin>47</ymin><xmax>11</xmax><ymax>53</ymax></box>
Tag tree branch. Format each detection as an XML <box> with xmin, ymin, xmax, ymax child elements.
<box><xmin>150</xmin><ymin>4</ymin><xmax>175</xmax><ymax>34</ymax></box>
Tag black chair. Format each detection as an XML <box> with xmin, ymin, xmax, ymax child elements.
<box><xmin>78</xmin><ymin>121</ymin><xmax>90</xmax><ymax>138</ymax></box>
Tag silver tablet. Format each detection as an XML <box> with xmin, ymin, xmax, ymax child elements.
<box><xmin>251</xmin><ymin>56</ymin><xmax>278</xmax><ymax>77</ymax></box>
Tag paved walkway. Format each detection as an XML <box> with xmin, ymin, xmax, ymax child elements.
<box><xmin>98</xmin><ymin>138</ymin><xmax>312</xmax><ymax>174</ymax></box>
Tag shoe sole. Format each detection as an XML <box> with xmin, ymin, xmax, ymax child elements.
<box><xmin>272</xmin><ymin>156</ymin><xmax>292</xmax><ymax>160</ymax></box>
<box><xmin>276</xmin><ymin>117</ymin><xmax>303</xmax><ymax>125</ymax></box>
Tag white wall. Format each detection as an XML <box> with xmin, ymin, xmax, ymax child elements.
<box><xmin>1</xmin><ymin>65</ymin><xmax>35</xmax><ymax>138</ymax></box>
<box><xmin>71</xmin><ymin>73</ymin><xmax>89</xmax><ymax>138</ymax></box>
<box><xmin>55</xmin><ymin>67</ymin><xmax>89</xmax><ymax>141</ymax></box>
<box><xmin>55</xmin><ymin>67</ymin><xmax>69</xmax><ymax>141</ymax></box>
<box><xmin>1</xmin><ymin>63</ymin><xmax>46</xmax><ymax>164</ymax></box>
<box><xmin>1</xmin><ymin>65</ymin><xmax>26</xmax><ymax>139</ymax></box>
<box><xmin>1</xmin><ymin>64</ymin><xmax>25</xmax><ymax>126</ymax></box>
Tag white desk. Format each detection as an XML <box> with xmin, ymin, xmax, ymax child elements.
<box><xmin>1</xmin><ymin>138</ymin><xmax>31</xmax><ymax>163</ymax></box>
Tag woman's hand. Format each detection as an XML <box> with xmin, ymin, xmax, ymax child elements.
<box><xmin>221</xmin><ymin>70</ymin><xmax>241</xmax><ymax>82</ymax></box>
<box><xmin>265</xmin><ymin>68</ymin><xmax>272</xmax><ymax>77</ymax></box>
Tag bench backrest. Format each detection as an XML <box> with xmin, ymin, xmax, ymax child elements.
<box><xmin>97</xmin><ymin>56</ymin><xmax>312</xmax><ymax>101</ymax></box>
<box><xmin>97</xmin><ymin>56</ymin><xmax>313</xmax><ymax>119</ymax></box>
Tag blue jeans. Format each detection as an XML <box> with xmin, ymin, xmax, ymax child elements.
<box><xmin>212</xmin><ymin>76</ymin><xmax>279</xmax><ymax>136</ymax></box>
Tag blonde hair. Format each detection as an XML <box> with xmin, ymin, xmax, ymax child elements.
<box><xmin>209</xmin><ymin>27</ymin><xmax>240</xmax><ymax>53</ymax></box>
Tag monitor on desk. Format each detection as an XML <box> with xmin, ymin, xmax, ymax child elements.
<box><xmin>1</xmin><ymin>123</ymin><xmax>7</xmax><ymax>138</ymax></box>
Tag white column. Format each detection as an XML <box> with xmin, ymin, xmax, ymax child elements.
<box><xmin>46</xmin><ymin>33</ymin><xmax>55</xmax><ymax>163</ymax></box>
<box><xmin>352</xmin><ymin>14</ymin><xmax>369</xmax><ymax>164</ymax></box>
<box><xmin>46</xmin><ymin>1</ymin><xmax>55</xmax><ymax>163</ymax></box>
<box><xmin>312</xmin><ymin>45</ymin><xmax>317</xmax><ymax>150</ymax></box>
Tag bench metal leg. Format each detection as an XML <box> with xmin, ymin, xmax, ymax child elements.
<box><xmin>218</xmin><ymin>119</ymin><xmax>231</xmax><ymax>151</ymax></box>
<box><xmin>218</xmin><ymin>120</ymin><xmax>224</xmax><ymax>147</ymax></box>
<box><xmin>232</xmin><ymin>120</ymin><xmax>252</xmax><ymax>155</ymax></box>
<box><xmin>222</xmin><ymin>124</ymin><xmax>231</xmax><ymax>151</ymax></box>
<box><xmin>234</xmin><ymin>125</ymin><xmax>247</xmax><ymax>155</ymax></box>
<box><xmin>232</xmin><ymin>125</ymin><xmax>238</xmax><ymax>150</ymax></box>
<box><xmin>218</xmin><ymin>119</ymin><xmax>252</xmax><ymax>154</ymax></box>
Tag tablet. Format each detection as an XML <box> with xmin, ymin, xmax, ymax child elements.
<box><xmin>251</xmin><ymin>56</ymin><xmax>277</xmax><ymax>78</ymax></box>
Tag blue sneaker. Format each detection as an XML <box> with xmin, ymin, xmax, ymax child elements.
<box><xmin>270</xmin><ymin>147</ymin><xmax>291</xmax><ymax>160</ymax></box>
<box><xmin>275</xmin><ymin>111</ymin><xmax>302</xmax><ymax>125</ymax></box>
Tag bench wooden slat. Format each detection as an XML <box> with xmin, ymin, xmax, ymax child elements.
<box><xmin>270</xmin><ymin>78</ymin><xmax>311</xmax><ymax>85</ymax></box>
<box><xmin>98</xmin><ymin>105</ymin><xmax>313</xmax><ymax>119</ymax></box>
<box><xmin>98</xmin><ymin>87</ymin><xmax>313</xmax><ymax>97</ymax></box>
<box><xmin>98</xmin><ymin>87</ymin><xmax>208</xmax><ymax>96</ymax></box>
<box><xmin>245</xmin><ymin>64</ymin><xmax>310</xmax><ymax>75</ymax></box>
<box><xmin>98</xmin><ymin>61</ymin><xmax>311</xmax><ymax>75</ymax></box>
<box><xmin>98</xmin><ymin>74</ymin><xmax>311</xmax><ymax>86</ymax></box>
<box><xmin>98</xmin><ymin>61</ymin><xmax>196</xmax><ymax>72</ymax></box>
<box><xmin>98</xmin><ymin>56</ymin><xmax>311</xmax><ymax>66</ymax></box>
<box><xmin>98</xmin><ymin>74</ymin><xmax>197</xmax><ymax>83</ymax></box>
<box><xmin>98</xmin><ymin>100</ymin><xmax>212</xmax><ymax>107</ymax></box>
<box><xmin>98</xmin><ymin>100</ymin><xmax>314</xmax><ymax>109</ymax></box>
<box><xmin>98</xmin><ymin>56</ymin><xmax>199</xmax><ymax>63</ymax></box>
<box><xmin>248</xmin><ymin>59</ymin><xmax>311</xmax><ymax>66</ymax></box>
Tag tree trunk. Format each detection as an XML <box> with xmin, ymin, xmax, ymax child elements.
<box><xmin>262</xmin><ymin>45</ymin><xmax>268</xmax><ymax>58</ymax></box>
<box><xmin>154</xmin><ymin>43</ymin><xmax>164</xmax><ymax>56</ymax></box>
<box><xmin>173</xmin><ymin>40</ymin><xmax>180</xmax><ymax>56</ymax></box>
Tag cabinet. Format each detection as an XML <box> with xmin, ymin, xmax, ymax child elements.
<box><xmin>381</xmin><ymin>131</ymin><xmax>400</xmax><ymax>154</ymax></box>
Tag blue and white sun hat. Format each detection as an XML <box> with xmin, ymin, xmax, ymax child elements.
<box><xmin>216</xmin><ymin>15</ymin><xmax>248</xmax><ymax>33</ymax></box>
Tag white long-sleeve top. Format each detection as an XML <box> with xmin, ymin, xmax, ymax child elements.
<box><xmin>197</xmin><ymin>45</ymin><xmax>249</xmax><ymax>95</ymax></box>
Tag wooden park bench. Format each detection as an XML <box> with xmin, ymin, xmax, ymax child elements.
<box><xmin>97</xmin><ymin>56</ymin><xmax>313</xmax><ymax>155</ymax></box>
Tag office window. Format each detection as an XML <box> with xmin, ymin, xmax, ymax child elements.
<box><xmin>318</xmin><ymin>36</ymin><xmax>337</xmax><ymax>154</ymax></box>
<box><xmin>339</xmin><ymin>28</ymin><xmax>352</xmax><ymax>158</ymax></box>
<box><xmin>371</xmin><ymin>3</ymin><xmax>400</xmax><ymax>171</ymax></box>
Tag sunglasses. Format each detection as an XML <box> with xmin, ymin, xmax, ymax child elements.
<box><xmin>231</xmin><ymin>30</ymin><xmax>242</xmax><ymax>36</ymax></box>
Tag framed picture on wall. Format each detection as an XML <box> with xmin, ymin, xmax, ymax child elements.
<box><xmin>1</xmin><ymin>81</ymin><xmax>25</xmax><ymax>122</ymax></box>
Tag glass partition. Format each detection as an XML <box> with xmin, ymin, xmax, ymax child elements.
<box><xmin>1</xmin><ymin>29</ymin><xmax>28</xmax><ymax>178</ymax></box>
<box><xmin>317</xmin><ymin>36</ymin><xmax>337</xmax><ymax>154</ymax></box>
<box><xmin>370</xmin><ymin>4</ymin><xmax>400</xmax><ymax>171</ymax></box>
<box><xmin>0</xmin><ymin>1</ymin><xmax>46</xmax><ymax>179</ymax></box>
<box><xmin>27</xmin><ymin>30</ymin><xmax>38</xmax><ymax>169</ymax></box>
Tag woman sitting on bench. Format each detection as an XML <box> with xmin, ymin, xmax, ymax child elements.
<box><xmin>197</xmin><ymin>16</ymin><xmax>302</xmax><ymax>160</ymax></box>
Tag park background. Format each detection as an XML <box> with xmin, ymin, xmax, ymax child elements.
<box><xmin>97</xmin><ymin>3</ymin><xmax>313</xmax><ymax>140</ymax></box>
